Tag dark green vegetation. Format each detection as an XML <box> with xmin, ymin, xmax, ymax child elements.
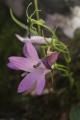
<box><xmin>0</xmin><ymin>1</ymin><xmax>80</xmax><ymax>120</ymax></box>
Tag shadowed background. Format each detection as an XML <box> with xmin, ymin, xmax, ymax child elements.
<box><xmin>0</xmin><ymin>0</ymin><xmax>80</xmax><ymax>119</ymax></box>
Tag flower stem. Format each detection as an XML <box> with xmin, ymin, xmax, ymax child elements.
<box><xmin>10</xmin><ymin>8</ymin><xmax>38</xmax><ymax>35</ymax></box>
<box><xmin>34</xmin><ymin>0</ymin><xmax>41</xmax><ymax>35</ymax></box>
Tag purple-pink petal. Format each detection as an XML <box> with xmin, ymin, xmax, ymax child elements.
<box><xmin>17</xmin><ymin>73</ymin><xmax>36</xmax><ymax>93</ymax></box>
<box><xmin>8</xmin><ymin>57</ymin><xmax>37</xmax><ymax>72</ymax></box>
<box><xmin>7</xmin><ymin>63</ymin><xmax>18</xmax><ymax>70</ymax></box>
<box><xmin>47</xmin><ymin>52</ymin><xmax>59</xmax><ymax>66</ymax></box>
<box><xmin>35</xmin><ymin>74</ymin><xmax>45</xmax><ymax>95</ymax></box>
<box><xmin>17</xmin><ymin>69</ymin><xmax>45</xmax><ymax>95</ymax></box>
<box><xmin>23</xmin><ymin>42</ymin><xmax>39</xmax><ymax>60</ymax></box>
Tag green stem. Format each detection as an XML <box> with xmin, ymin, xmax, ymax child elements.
<box><xmin>34</xmin><ymin>0</ymin><xmax>41</xmax><ymax>34</ymax></box>
<box><xmin>10</xmin><ymin>8</ymin><xmax>38</xmax><ymax>35</ymax></box>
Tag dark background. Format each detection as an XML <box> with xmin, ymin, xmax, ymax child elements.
<box><xmin>0</xmin><ymin>0</ymin><xmax>80</xmax><ymax>119</ymax></box>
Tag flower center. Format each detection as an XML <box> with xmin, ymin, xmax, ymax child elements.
<box><xmin>42</xmin><ymin>58</ymin><xmax>51</xmax><ymax>69</ymax></box>
<box><xmin>33</xmin><ymin>62</ymin><xmax>41</xmax><ymax>68</ymax></box>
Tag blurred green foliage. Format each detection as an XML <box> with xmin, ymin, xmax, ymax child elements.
<box><xmin>70</xmin><ymin>105</ymin><xmax>80</xmax><ymax>120</ymax></box>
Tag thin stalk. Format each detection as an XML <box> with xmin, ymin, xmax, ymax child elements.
<box><xmin>34</xmin><ymin>0</ymin><xmax>41</xmax><ymax>34</ymax></box>
<box><xmin>10</xmin><ymin>9</ymin><xmax>38</xmax><ymax>35</ymax></box>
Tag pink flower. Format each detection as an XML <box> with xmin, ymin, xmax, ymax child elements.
<box><xmin>7</xmin><ymin>42</ymin><xmax>59</xmax><ymax>95</ymax></box>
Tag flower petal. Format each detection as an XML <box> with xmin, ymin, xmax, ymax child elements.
<box><xmin>47</xmin><ymin>52</ymin><xmax>59</xmax><ymax>66</ymax></box>
<box><xmin>23</xmin><ymin>42</ymin><xmax>39</xmax><ymax>60</ymax></box>
<box><xmin>8</xmin><ymin>57</ymin><xmax>37</xmax><ymax>72</ymax></box>
<box><xmin>7</xmin><ymin>63</ymin><xmax>18</xmax><ymax>70</ymax></box>
<box><xmin>16</xmin><ymin>34</ymin><xmax>51</xmax><ymax>44</ymax></box>
<box><xmin>17</xmin><ymin>73</ymin><xmax>36</xmax><ymax>93</ymax></box>
<box><xmin>18</xmin><ymin>69</ymin><xmax>45</xmax><ymax>95</ymax></box>
<box><xmin>35</xmin><ymin>74</ymin><xmax>45</xmax><ymax>95</ymax></box>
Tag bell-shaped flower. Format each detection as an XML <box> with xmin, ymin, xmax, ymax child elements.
<box><xmin>7</xmin><ymin>42</ymin><xmax>59</xmax><ymax>95</ymax></box>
